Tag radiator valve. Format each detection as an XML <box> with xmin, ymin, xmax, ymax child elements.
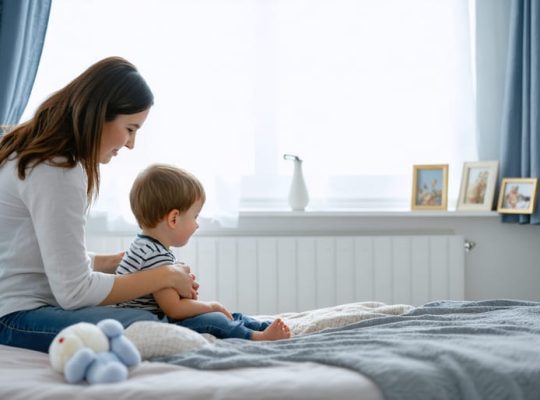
<box><xmin>464</xmin><ymin>240</ymin><xmax>476</xmax><ymax>252</ymax></box>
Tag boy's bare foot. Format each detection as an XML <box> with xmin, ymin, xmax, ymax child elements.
<box><xmin>252</xmin><ymin>318</ymin><xmax>291</xmax><ymax>341</ymax></box>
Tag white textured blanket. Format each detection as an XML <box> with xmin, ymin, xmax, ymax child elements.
<box><xmin>265</xmin><ymin>301</ymin><xmax>415</xmax><ymax>335</ymax></box>
<box><xmin>125</xmin><ymin>302</ymin><xmax>415</xmax><ymax>360</ymax></box>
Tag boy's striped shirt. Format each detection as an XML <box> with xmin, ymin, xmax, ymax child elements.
<box><xmin>115</xmin><ymin>233</ymin><xmax>177</xmax><ymax>313</ymax></box>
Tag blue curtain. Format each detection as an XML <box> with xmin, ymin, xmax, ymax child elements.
<box><xmin>500</xmin><ymin>0</ymin><xmax>540</xmax><ymax>224</ymax></box>
<box><xmin>0</xmin><ymin>0</ymin><xmax>51</xmax><ymax>128</ymax></box>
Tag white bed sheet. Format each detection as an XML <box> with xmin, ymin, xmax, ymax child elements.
<box><xmin>0</xmin><ymin>344</ymin><xmax>383</xmax><ymax>400</ymax></box>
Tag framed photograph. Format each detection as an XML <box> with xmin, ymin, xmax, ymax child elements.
<box><xmin>497</xmin><ymin>178</ymin><xmax>538</xmax><ymax>214</ymax></box>
<box><xmin>411</xmin><ymin>164</ymin><xmax>448</xmax><ymax>210</ymax></box>
<box><xmin>456</xmin><ymin>161</ymin><xmax>499</xmax><ymax>211</ymax></box>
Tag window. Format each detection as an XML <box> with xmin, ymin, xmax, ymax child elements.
<box><xmin>23</xmin><ymin>0</ymin><xmax>476</xmax><ymax>228</ymax></box>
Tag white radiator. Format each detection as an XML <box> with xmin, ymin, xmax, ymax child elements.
<box><xmin>88</xmin><ymin>235</ymin><xmax>465</xmax><ymax>314</ymax></box>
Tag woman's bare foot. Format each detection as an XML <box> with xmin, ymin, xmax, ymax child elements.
<box><xmin>252</xmin><ymin>318</ymin><xmax>291</xmax><ymax>341</ymax></box>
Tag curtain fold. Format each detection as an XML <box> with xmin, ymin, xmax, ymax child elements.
<box><xmin>0</xmin><ymin>0</ymin><xmax>51</xmax><ymax>127</ymax></box>
<box><xmin>500</xmin><ymin>0</ymin><xmax>540</xmax><ymax>224</ymax></box>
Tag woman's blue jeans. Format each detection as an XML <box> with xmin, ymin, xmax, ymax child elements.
<box><xmin>0</xmin><ymin>306</ymin><xmax>160</xmax><ymax>353</ymax></box>
<box><xmin>172</xmin><ymin>312</ymin><xmax>270</xmax><ymax>339</ymax></box>
<box><xmin>0</xmin><ymin>307</ymin><xmax>271</xmax><ymax>353</ymax></box>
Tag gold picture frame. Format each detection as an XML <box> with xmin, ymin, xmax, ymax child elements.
<box><xmin>411</xmin><ymin>164</ymin><xmax>448</xmax><ymax>211</ymax></box>
<box><xmin>456</xmin><ymin>161</ymin><xmax>499</xmax><ymax>211</ymax></box>
<box><xmin>497</xmin><ymin>177</ymin><xmax>538</xmax><ymax>214</ymax></box>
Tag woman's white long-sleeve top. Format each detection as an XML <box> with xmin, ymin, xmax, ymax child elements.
<box><xmin>0</xmin><ymin>158</ymin><xmax>115</xmax><ymax>318</ymax></box>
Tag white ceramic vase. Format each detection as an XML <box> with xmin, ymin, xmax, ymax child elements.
<box><xmin>288</xmin><ymin>157</ymin><xmax>309</xmax><ymax>211</ymax></box>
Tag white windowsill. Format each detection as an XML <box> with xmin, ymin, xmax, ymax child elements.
<box><xmin>87</xmin><ymin>208</ymin><xmax>500</xmax><ymax>238</ymax></box>
<box><xmin>238</xmin><ymin>209</ymin><xmax>499</xmax><ymax>218</ymax></box>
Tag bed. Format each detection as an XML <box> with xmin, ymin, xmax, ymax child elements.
<box><xmin>1</xmin><ymin>300</ymin><xmax>539</xmax><ymax>400</ymax></box>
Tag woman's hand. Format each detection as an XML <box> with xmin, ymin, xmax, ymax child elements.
<box><xmin>93</xmin><ymin>252</ymin><xmax>125</xmax><ymax>273</ymax></box>
<box><xmin>168</xmin><ymin>264</ymin><xmax>200</xmax><ymax>299</ymax></box>
<box><xmin>190</xmin><ymin>272</ymin><xmax>199</xmax><ymax>299</ymax></box>
<box><xmin>103</xmin><ymin>263</ymin><xmax>198</xmax><ymax>306</ymax></box>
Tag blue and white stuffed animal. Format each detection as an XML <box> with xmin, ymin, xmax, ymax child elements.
<box><xmin>49</xmin><ymin>319</ymin><xmax>141</xmax><ymax>384</ymax></box>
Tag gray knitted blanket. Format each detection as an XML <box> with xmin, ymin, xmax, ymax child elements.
<box><xmin>156</xmin><ymin>300</ymin><xmax>540</xmax><ymax>400</ymax></box>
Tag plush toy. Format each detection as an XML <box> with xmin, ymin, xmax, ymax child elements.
<box><xmin>49</xmin><ymin>319</ymin><xmax>141</xmax><ymax>384</ymax></box>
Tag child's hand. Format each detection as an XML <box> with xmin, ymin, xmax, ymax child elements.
<box><xmin>209</xmin><ymin>302</ymin><xmax>233</xmax><ymax>320</ymax></box>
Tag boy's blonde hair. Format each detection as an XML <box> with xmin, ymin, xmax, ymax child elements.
<box><xmin>130</xmin><ymin>164</ymin><xmax>205</xmax><ymax>229</ymax></box>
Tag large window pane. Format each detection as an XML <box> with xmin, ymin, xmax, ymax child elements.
<box><xmin>23</xmin><ymin>0</ymin><xmax>475</xmax><ymax>226</ymax></box>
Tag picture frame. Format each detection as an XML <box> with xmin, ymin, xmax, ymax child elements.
<box><xmin>497</xmin><ymin>177</ymin><xmax>538</xmax><ymax>214</ymax></box>
<box><xmin>411</xmin><ymin>164</ymin><xmax>448</xmax><ymax>211</ymax></box>
<box><xmin>456</xmin><ymin>161</ymin><xmax>499</xmax><ymax>211</ymax></box>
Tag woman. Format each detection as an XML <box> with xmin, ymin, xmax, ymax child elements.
<box><xmin>0</xmin><ymin>57</ymin><xmax>198</xmax><ymax>353</ymax></box>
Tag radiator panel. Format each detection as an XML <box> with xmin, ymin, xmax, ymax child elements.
<box><xmin>174</xmin><ymin>235</ymin><xmax>465</xmax><ymax>313</ymax></box>
<box><xmin>87</xmin><ymin>235</ymin><xmax>465</xmax><ymax>313</ymax></box>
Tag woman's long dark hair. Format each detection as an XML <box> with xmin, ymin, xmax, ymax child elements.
<box><xmin>0</xmin><ymin>56</ymin><xmax>154</xmax><ymax>203</ymax></box>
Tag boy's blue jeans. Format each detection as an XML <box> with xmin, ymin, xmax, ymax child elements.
<box><xmin>0</xmin><ymin>306</ymin><xmax>160</xmax><ymax>353</ymax></box>
<box><xmin>173</xmin><ymin>312</ymin><xmax>270</xmax><ymax>339</ymax></box>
